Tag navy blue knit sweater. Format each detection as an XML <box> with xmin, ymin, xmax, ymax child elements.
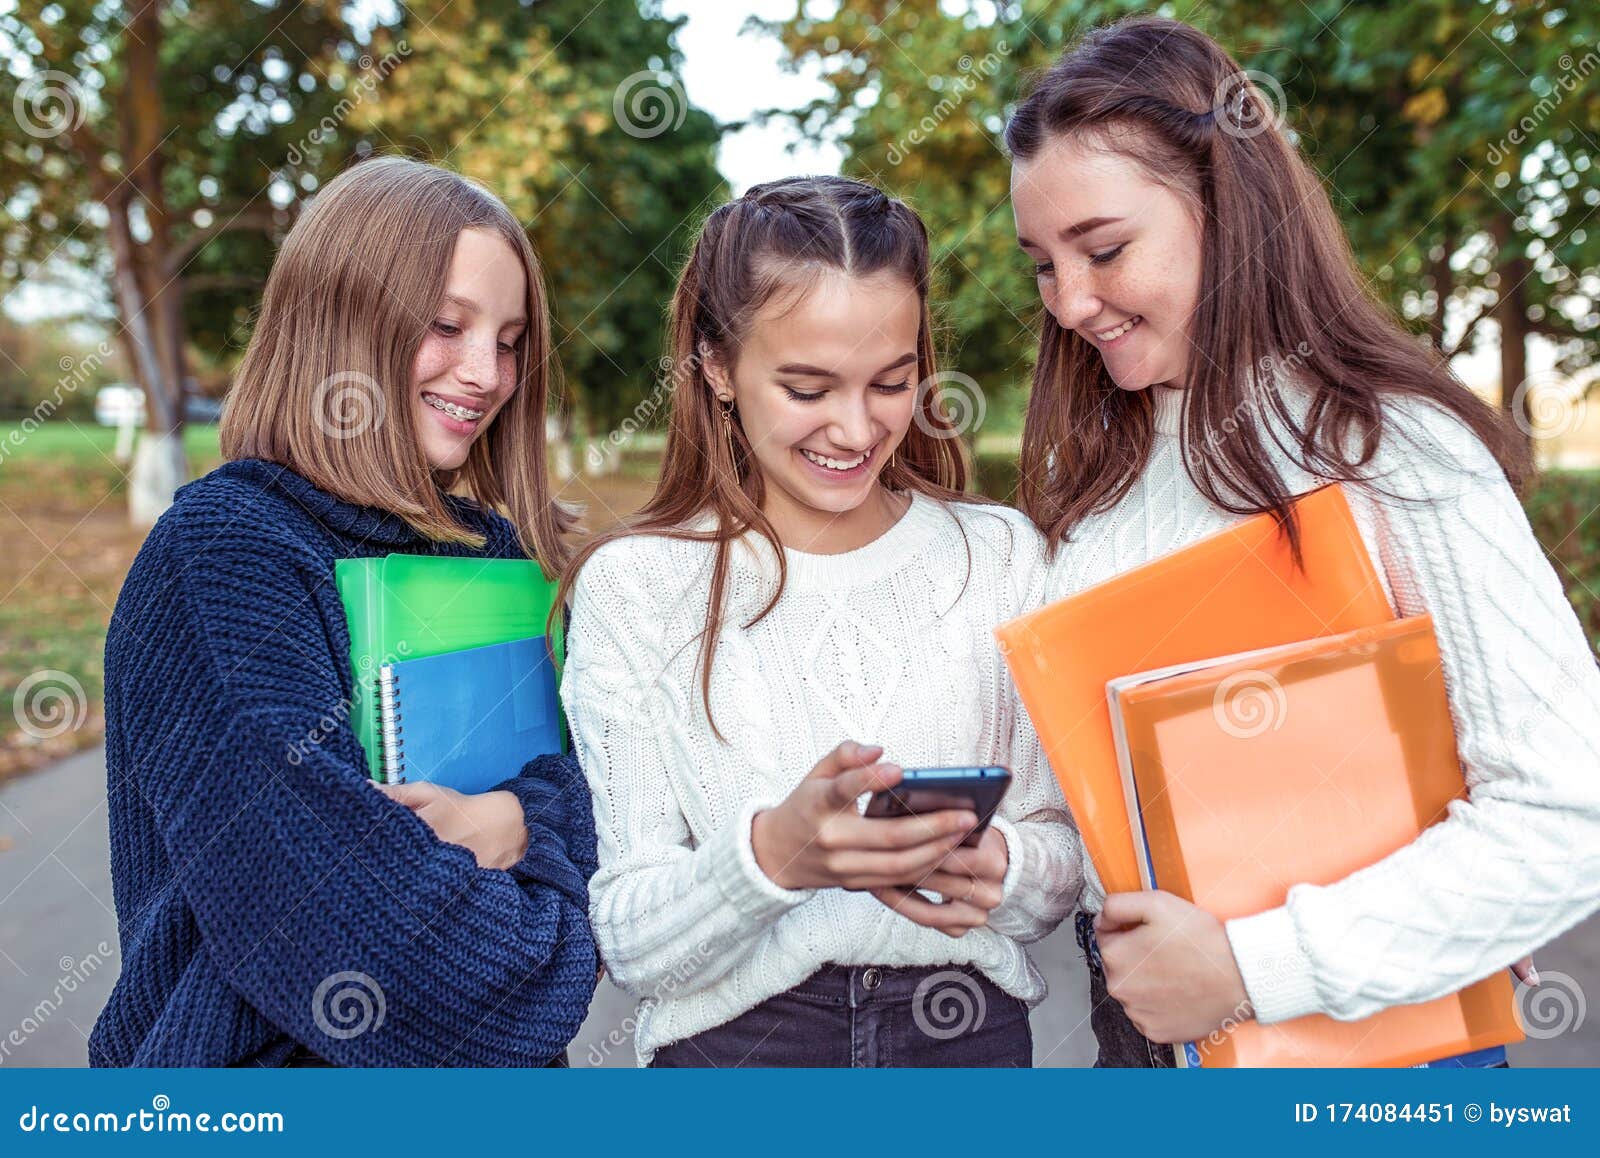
<box><xmin>90</xmin><ymin>459</ymin><xmax>599</xmax><ymax>1067</ymax></box>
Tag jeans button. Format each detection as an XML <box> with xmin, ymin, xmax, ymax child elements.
<box><xmin>862</xmin><ymin>967</ymin><xmax>882</xmax><ymax>991</ymax></box>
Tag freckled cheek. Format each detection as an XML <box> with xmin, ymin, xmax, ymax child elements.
<box><xmin>412</xmin><ymin>336</ymin><xmax>453</xmax><ymax>389</ymax></box>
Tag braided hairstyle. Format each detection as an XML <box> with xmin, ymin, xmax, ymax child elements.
<box><xmin>558</xmin><ymin>175</ymin><xmax>974</xmax><ymax>738</ymax></box>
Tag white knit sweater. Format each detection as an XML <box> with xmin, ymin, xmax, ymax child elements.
<box><xmin>562</xmin><ymin>496</ymin><xmax>1084</xmax><ymax>1064</ymax></box>
<box><xmin>1053</xmin><ymin>383</ymin><xmax>1600</xmax><ymax>1027</ymax></box>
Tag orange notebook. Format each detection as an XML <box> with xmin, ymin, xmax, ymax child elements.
<box><xmin>1108</xmin><ymin>615</ymin><xmax>1522</xmax><ymax>1067</ymax></box>
<box><xmin>996</xmin><ymin>483</ymin><xmax>1393</xmax><ymax>895</ymax></box>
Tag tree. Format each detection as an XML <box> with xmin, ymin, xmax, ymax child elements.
<box><xmin>0</xmin><ymin>0</ymin><xmax>371</xmax><ymax>520</ymax></box>
<box><xmin>2</xmin><ymin>0</ymin><xmax>725</xmax><ymax>522</ymax></box>
<box><xmin>767</xmin><ymin>0</ymin><xmax>1599</xmax><ymax>452</ymax></box>
<box><xmin>362</xmin><ymin>0</ymin><xmax>726</xmax><ymax>443</ymax></box>
<box><xmin>1207</xmin><ymin>0</ymin><xmax>1599</xmax><ymax>449</ymax></box>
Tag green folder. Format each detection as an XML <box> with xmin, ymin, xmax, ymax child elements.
<box><xmin>334</xmin><ymin>554</ymin><xmax>565</xmax><ymax>781</ymax></box>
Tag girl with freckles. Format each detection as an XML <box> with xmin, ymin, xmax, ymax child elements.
<box><xmin>557</xmin><ymin>175</ymin><xmax>1082</xmax><ymax>1067</ymax></box>
<box><xmin>1006</xmin><ymin>17</ymin><xmax>1600</xmax><ymax>1066</ymax></box>
<box><xmin>94</xmin><ymin>157</ymin><xmax>598</xmax><ymax>1068</ymax></box>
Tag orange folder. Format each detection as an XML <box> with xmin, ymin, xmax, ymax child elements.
<box><xmin>1108</xmin><ymin>616</ymin><xmax>1523</xmax><ymax>1067</ymax></box>
<box><xmin>995</xmin><ymin>484</ymin><xmax>1393</xmax><ymax>895</ymax></box>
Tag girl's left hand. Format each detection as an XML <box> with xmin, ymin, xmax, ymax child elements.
<box><xmin>871</xmin><ymin>826</ymin><xmax>1010</xmax><ymax>938</ymax></box>
<box><xmin>375</xmin><ymin>782</ymin><xmax>529</xmax><ymax>871</ymax></box>
<box><xmin>1095</xmin><ymin>890</ymin><xmax>1252</xmax><ymax>1044</ymax></box>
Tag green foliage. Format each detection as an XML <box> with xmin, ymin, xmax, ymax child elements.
<box><xmin>767</xmin><ymin>0</ymin><xmax>1599</xmax><ymax>411</ymax></box>
<box><xmin>1</xmin><ymin>0</ymin><xmax>725</xmax><ymax>433</ymax></box>
<box><xmin>1524</xmin><ymin>468</ymin><xmax>1600</xmax><ymax>653</ymax></box>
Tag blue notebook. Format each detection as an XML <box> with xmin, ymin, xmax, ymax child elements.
<box><xmin>377</xmin><ymin>635</ymin><xmax>563</xmax><ymax>793</ymax></box>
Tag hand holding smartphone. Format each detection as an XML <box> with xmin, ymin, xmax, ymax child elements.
<box><xmin>864</xmin><ymin>766</ymin><xmax>1011</xmax><ymax>848</ymax></box>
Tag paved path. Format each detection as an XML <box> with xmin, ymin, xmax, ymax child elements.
<box><xmin>1</xmin><ymin>748</ymin><xmax>1592</xmax><ymax>1066</ymax></box>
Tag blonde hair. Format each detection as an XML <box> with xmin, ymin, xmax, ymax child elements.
<box><xmin>222</xmin><ymin>155</ymin><xmax>574</xmax><ymax>573</ymax></box>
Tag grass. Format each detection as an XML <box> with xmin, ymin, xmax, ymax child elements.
<box><xmin>0</xmin><ymin>422</ymin><xmax>227</xmax><ymax>778</ymax></box>
<box><xmin>1</xmin><ymin>420</ymin><xmax>1595</xmax><ymax>781</ymax></box>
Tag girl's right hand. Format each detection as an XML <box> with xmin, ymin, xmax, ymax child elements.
<box><xmin>750</xmin><ymin>740</ymin><xmax>978</xmax><ymax>893</ymax></box>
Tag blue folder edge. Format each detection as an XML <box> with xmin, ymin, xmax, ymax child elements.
<box><xmin>380</xmin><ymin>634</ymin><xmax>565</xmax><ymax>794</ymax></box>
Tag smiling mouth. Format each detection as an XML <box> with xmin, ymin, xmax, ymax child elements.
<box><xmin>423</xmin><ymin>392</ymin><xmax>486</xmax><ymax>422</ymax></box>
<box><xmin>1092</xmin><ymin>316</ymin><xmax>1143</xmax><ymax>342</ymax></box>
<box><xmin>799</xmin><ymin>444</ymin><xmax>875</xmax><ymax>472</ymax></box>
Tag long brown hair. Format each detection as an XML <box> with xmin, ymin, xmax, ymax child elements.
<box><xmin>223</xmin><ymin>155</ymin><xmax>574</xmax><ymax>573</ymax></box>
<box><xmin>1005</xmin><ymin>16</ymin><xmax>1528</xmax><ymax>558</ymax></box>
<box><xmin>560</xmin><ymin>175</ymin><xmax>973</xmax><ymax>736</ymax></box>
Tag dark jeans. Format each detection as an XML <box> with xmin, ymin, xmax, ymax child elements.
<box><xmin>1077</xmin><ymin>912</ymin><xmax>1176</xmax><ymax>1068</ymax></box>
<box><xmin>650</xmin><ymin>963</ymin><xmax>1033</xmax><ymax>1068</ymax></box>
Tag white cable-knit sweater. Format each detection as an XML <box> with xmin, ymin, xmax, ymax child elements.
<box><xmin>1053</xmin><ymin>384</ymin><xmax>1600</xmax><ymax>1027</ymax></box>
<box><xmin>562</xmin><ymin>496</ymin><xmax>1084</xmax><ymax>1064</ymax></box>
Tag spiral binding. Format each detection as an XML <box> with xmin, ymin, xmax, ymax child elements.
<box><xmin>377</xmin><ymin>664</ymin><xmax>406</xmax><ymax>784</ymax></box>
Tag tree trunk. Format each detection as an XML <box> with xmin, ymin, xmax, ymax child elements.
<box><xmin>1493</xmin><ymin>213</ymin><xmax>1532</xmax><ymax>463</ymax></box>
<box><xmin>119</xmin><ymin>0</ymin><xmax>189</xmax><ymax>524</ymax></box>
<box><xmin>1426</xmin><ymin>232</ymin><xmax>1454</xmax><ymax>353</ymax></box>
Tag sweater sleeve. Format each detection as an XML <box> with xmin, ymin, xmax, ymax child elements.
<box><xmin>989</xmin><ymin>705</ymin><xmax>1085</xmax><ymax>942</ymax></box>
<box><xmin>491</xmin><ymin>752</ymin><xmax>598</xmax><ymax>911</ymax></box>
<box><xmin>111</xmin><ymin>527</ymin><xmax>598</xmax><ymax>1067</ymax></box>
<box><xmin>1225</xmin><ymin>403</ymin><xmax>1600</xmax><ymax>1024</ymax></box>
<box><xmin>987</xmin><ymin>515</ymin><xmax>1085</xmax><ymax>942</ymax></box>
<box><xmin>561</xmin><ymin>541</ymin><xmax>813</xmax><ymax>1000</ymax></box>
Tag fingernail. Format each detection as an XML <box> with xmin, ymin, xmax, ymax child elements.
<box><xmin>1529</xmin><ymin>967</ymin><xmax>1541</xmax><ymax>986</ymax></box>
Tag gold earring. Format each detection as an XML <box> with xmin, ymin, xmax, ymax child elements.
<box><xmin>719</xmin><ymin>397</ymin><xmax>738</xmax><ymax>476</ymax></box>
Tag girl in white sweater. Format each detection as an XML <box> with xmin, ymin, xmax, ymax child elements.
<box><xmin>1006</xmin><ymin>16</ymin><xmax>1600</xmax><ymax>1065</ymax></box>
<box><xmin>557</xmin><ymin>176</ymin><xmax>1082</xmax><ymax>1067</ymax></box>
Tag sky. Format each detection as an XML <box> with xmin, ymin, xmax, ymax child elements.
<box><xmin>661</xmin><ymin>0</ymin><xmax>845</xmax><ymax>194</ymax></box>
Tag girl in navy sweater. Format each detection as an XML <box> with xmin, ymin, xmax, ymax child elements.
<box><xmin>90</xmin><ymin>157</ymin><xmax>598</xmax><ymax>1067</ymax></box>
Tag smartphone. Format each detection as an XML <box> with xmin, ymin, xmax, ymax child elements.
<box><xmin>863</xmin><ymin>765</ymin><xmax>1012</xmax><ymax>848</ymax></box>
